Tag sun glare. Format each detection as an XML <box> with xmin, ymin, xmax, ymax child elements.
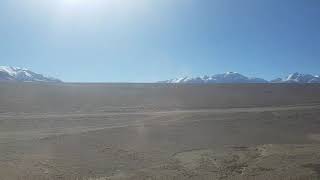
<box><xmin>63</xmin><ymin>0</ymin><xmax>88</xmax><ymax>6</ymax></box>
<box><xmin>60</xmin><ymin>0</ymin><xmax>97</xmax><ymax>9</ymax></box>
<box><xmin>55</xmin><ymin>0</ymin><xmax>105</xmax><ymax>18</ymax></box>
<box><xmin>41</xmin><ymin>0</ymin><xmax>148</xmax><ymax>28</ymax></box>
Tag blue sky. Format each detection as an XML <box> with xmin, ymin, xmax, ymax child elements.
<box><xmin>1</xmin><ymin>0</ymin><xmax>320</xmax><ymax>82</ymax></box>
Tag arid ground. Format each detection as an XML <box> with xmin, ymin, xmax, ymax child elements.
<box><xmin>1</xmin><ymin>83</ymin><xmax>320</xmax><ymax>179</ymax></box>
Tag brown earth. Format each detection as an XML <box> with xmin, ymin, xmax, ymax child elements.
<box><xmin>1</xmin><ymin>83</ymin><xmax>320</xmax><ymax>180</ymax></box>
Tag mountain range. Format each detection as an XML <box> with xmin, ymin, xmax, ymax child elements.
<box><xmin>1</xmin><ymin>66</ymin><xmax>320</xmax><ymax>84</ymax></box>
<box><xmin>0</xmin><ymin>66</ymin><xmax>62</xmax><ymax>83</ymax></box>
<box><xmin>161</xmin><ymin>72</ymin><xmax>320</xmax><ymax>84</ymax></box>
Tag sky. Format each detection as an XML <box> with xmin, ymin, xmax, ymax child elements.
<box><xmin>1</xmin><ymin>0</ymin><xmax>320</xmax><ymax>82</ymax></box>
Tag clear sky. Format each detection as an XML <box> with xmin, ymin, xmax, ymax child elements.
<box><xmin>1</xmin><ymin>0</ymin><xmax>320</xmax><ymax>82</ymax></box>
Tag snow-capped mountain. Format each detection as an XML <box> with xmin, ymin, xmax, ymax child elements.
<box><xmin>0</xmin><ymin>66</ymin><xmax>62</xmax><ymax>83</ymax></box>
<box><xmin>161</xmin><ymin>72</ymin><xmax>320</xmax><ymax>84</ymax></box>
<box><xmin>271</xmin><ymin>73</ymin><xmax>320</xmax><ymax>83</ymax></box>
<box><xmin>161</xmin><ymin>72</ymin><xmax>268</xmax><ymax>84</ymax></box>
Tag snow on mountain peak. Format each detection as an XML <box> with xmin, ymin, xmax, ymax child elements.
<box><xmin>160</xmin><ymin>72</ymin><xmax>268</xmax><ymax>84</ymax></box>
<box><xmin>161</xmin><ymin>72</ymin><xmax>320</xmax><ymax>84</ymax></box>
<box><xmin>272</xmin><ymin>73</ymin><xmax>320</xmax><ymax>83</ymax></box>
<box><xmin>0</xmin><ymin>66</ymin><xmax>62</xmax><ymax>83</ymax></box>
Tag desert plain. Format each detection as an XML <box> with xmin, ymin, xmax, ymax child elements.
<box><xmin>1</xmin><ymin>83</ymin><xmax>320</xmax><ymax>179</ymax></box>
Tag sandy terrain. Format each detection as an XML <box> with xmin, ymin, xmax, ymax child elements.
<box><xmin>1</xmin><ymin>83</ymin><xmax>320</xmax><ymax>180</ymax></box>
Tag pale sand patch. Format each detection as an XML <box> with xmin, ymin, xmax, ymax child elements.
<box><xmin>308</xmin><ymin>134</ymin><xmax>320</xmax><ymax>142</ymax></box>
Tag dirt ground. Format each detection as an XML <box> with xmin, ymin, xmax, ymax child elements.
<box><xmin>1</xmin><ymin>83</ymin><xmax>320</xmax><ymax>180</ymax></box>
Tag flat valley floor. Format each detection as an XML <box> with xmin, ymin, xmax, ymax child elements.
<box><xmin>1</xmin><ymin>83</ymin><xmax>320</xmax><ymax>179</ymax></box>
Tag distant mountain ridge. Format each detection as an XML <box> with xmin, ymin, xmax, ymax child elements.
<box><xmin>0</xmin><ymin>66</ymin><xmax>62</xmax><ymax>83</ymax></box>
<box><xmin>271</xmin><ymin>72</ymin><xmax>320</xmax><ymax>83</ymax></box>
<box><xmin>1</xmin><ymin>66</ymin><xmax>319</xmax><ymax>84</ymax></box>
<box><xmin>161</xmin><ymin>72</ymin><xmax>320</xmax><ymax>84</ymax></box>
